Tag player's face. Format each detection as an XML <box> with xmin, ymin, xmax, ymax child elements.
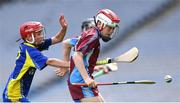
<box><xmin>101</xmin><ymin>25</ymin><xmax>115</xmax><ymax>38</ymax></box>
<box><xmin>33</xmin><ymin>30</ymin><xmax>44</xmax><ymax>45</ymax></box>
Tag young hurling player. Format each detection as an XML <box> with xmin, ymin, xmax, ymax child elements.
<box><xmin>67</xmin><ymin>9</ymin><xmax>120</xmax><ymax>102</ymax></box>
<box><xmin>2</xmin><ymin>15</ymin><xmax>69</xmax><ymax>102</ymax></box>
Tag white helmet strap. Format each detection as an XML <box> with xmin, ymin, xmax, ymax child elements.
<box><xmin>25</xmin><ymin>33</ymin><xmax>35</xmax><ymax>44</ymax></box>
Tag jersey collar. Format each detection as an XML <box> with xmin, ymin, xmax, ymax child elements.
<box><xmin>23</xmin><ymin>42</ymin><xmax>36</xmax><ymax>48</ymax></box>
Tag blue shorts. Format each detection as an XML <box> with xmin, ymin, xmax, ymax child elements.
<box><xmin>68</xmin><ymin>82</ymin><xmax>99</xmax><ymax>100</ymax></box>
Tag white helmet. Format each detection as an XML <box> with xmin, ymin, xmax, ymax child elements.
<box><xmin>95</xmin><ymin>9</ymin><xmax>120</xmax><ymax>42</ymax></box>
<box><xmin>95</xmin><ymin>9</ymin><xmax>120</xmax><ymax>30</ymax></box>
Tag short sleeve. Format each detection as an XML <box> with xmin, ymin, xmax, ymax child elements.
<box><xmin>37</xmin><ymin>38</ymin><xmax>52</xmax><ymax>51</ymax></box>
<box><xmin>75</xmin><ymin>32</ymin><xmax>98</xmax><ymax>55</ymax></box>
<box><xmin>69</xmin><ymin>38</ymin><xmax>79</xmax><ymax>47</ymax></box>
<box><xmin>29</xmin><ymin>49</ymin><xmax>48</xmax><ymax>70</ymax></box>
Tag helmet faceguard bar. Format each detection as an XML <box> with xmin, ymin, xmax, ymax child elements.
<box><xmin>95</xmin><ymin>9</ymin><xmax>120</xmax><ymax>42</ymax></box>
<box><xmin>25</xmin><ymin>33</ymin><xmax>35</xmax><ymax>44</ymax></box>
<box><xmin>96</xmin><ymin>12</ymin><xmax>119</xmax><ymax>29</ymax></box>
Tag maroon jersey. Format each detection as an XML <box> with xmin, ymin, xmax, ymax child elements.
<box><xmin>68</xmin><ymin>27</ymin><xmax>101</xmax><ymax>100</ymax></box>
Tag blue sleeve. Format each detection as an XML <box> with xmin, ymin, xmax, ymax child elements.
<box><xmin>29</xmin><ymin>49</ymin><xmax>48</xmax><ymax>70</ymax></box>
<box><xmin>37</xmin><ymin>38</ymin><xmax>52</xmax><ymax>51</ymax></box>
<box><xmin>69</xmin><ymin>38</ymin><xmax>79</xmax><ymax>47</ymax></box>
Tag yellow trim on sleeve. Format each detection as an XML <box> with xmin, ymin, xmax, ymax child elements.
<box><xmin>16</xmin><ymin>51</ymin><xmax>20</xmax><ymax>60</ymax></box>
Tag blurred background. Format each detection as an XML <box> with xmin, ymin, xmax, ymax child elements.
<box><xmin>0</xmin><ymin>0</ymin><xmax>180</xmax><ymax>102</ymax></box>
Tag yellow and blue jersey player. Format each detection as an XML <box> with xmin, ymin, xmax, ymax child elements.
<box><xmin>2</xmin><ymin>15</ymin><xmax>69</xmax><ymax>102</ymax></box>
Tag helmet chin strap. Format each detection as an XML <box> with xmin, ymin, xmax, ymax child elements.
<box><xmin>25</xmin><ymin>33</ymin><xmax>35</xmax><ymax>44</ymax></box>
<box><xmin>99</xmin><ymin>24</ymin><xmax>112</xmax><ymax>42</ymax></box>
<box><xmin>97</xmin><ymin>30</ymin><xmax>111</xmax><ymax>42</ymax></box>
<box><xmin>101</xmin><ymin>36</ymin><xmax>111</xmax><ymax>42</ymax></box>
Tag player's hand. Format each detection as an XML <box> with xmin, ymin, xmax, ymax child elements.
<box><xmin>84</xmin><ymin>78</ymin><xmax>97</xmax><ymax>88</ymax></box>
<box><xmin>94</xmin><ymin>65</ymin><xmax>109</xmax><ymax>74</ymax></box>
<box><xmin>55</xmin><ymin>67</ymin><xmax>68</xmax><ymax>77</ymax></box>
<box><xmin>59</xmin><ymin>15</ymin><xmax>68</xmax><ymax>29</ymax></box>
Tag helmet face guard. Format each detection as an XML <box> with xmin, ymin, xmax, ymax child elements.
<box><xmin>100</xmin><ymin>26</ymin><xmax>119</xmax><ymax>42</ymax></box>
<box><xmin>101</xmin><ymin>35</ymin><xmax>111</xmax><ymax>42</ymax></box>
<box><xmin>25</xmin><ymin>33</ymin><xmax>35</xmax><ymax>44</ymax></box>
<box><xmin>20</xmin><ymin>21</ymin><xmax>45</xmax><ymax>44</ymax></box>
<box><xmin>95</xmin><ymin>9</ymin><xmax>120</xmax><ymax>42</ymax></box>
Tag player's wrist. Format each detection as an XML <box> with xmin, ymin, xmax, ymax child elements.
<box><xmin>84</xmin><ymin>77</ymin><xmax>91</xmax><ymax>83</ymax></box>
<box><xmin>61</xmin><ymin>26</ymin><xmax>67</xmax><ymax>31</ymax></box>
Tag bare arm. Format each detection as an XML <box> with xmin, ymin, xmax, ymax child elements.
<box><xmin>46</xmin><ymin>58</ymin><xmax>69</xmax><ymax>68</ymax></box>
<box><xmin>73</xmin><ymin>52</ymin><xmax>89</xmax><ymax>79</ymax></box>
<box><xmin>55</xmin><ymin>39</ymin><xmax>72</xmax><ymax>77</ymax></box>
<box><xmin>73</xmin><ymin>52</ymin><xmax>96</xmax><ymax>87</ymax></box>
<box><xmin>62</xmin><ymin>39</ymin><xmax>72</xmax><ymax>61</ymax></box>
<box><xmin>51</xmin><ymin>15</ymin><xmax>68</xmax><ymax>45</ymax></box>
